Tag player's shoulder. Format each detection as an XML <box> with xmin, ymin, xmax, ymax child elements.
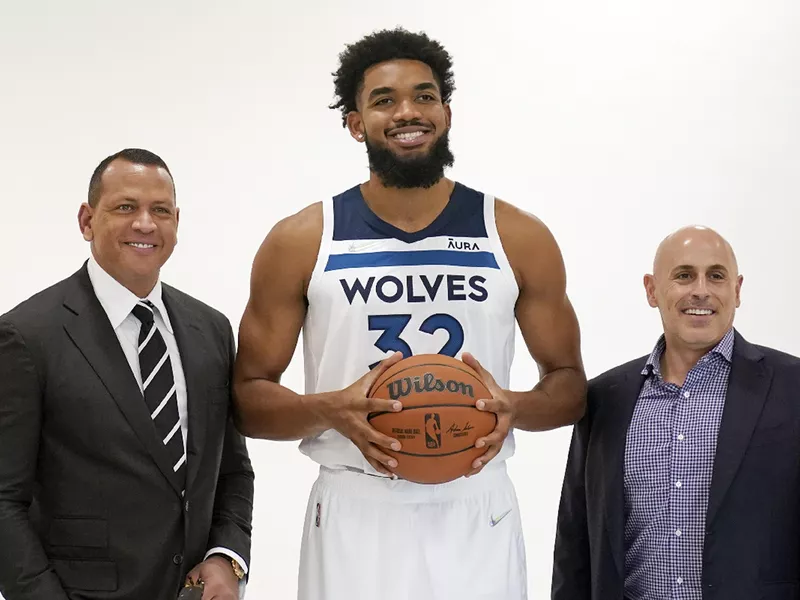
<box><xmin>494</xmin><ymin>197</ymin><xmax>552</xmax><ymax>242</ymax></box>
<box><xmin>255</xmin><ymin>202</ymin><xmax>323</xmax><ymax>267</ymax></box>
<box><xmin>250</xmin><ymin>201</ymin><xmax>324</xmax><ymax>291</ymax></box>
<box><xmin>261</xmin><ymin>183</ymin><xmax>360</xmax><ymax>252</ymax></box>
<box><xmin>490</xmin><ymin>196</ymin><xmax>564</xmax><ymax>285</ymax></box>
<box><xmin>268</xmin><ymin>201</ymin><xmax>323</xmax><ymax>245</ymax></box>
<box><xmin>450</xmin><ymin>180</ymin><xmax>553</xmax><ymax>247</ymax></box>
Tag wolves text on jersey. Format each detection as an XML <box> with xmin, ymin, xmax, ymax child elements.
<box><xmin>340</xmin><ymin>274</ymin><xmax>488</xmax><ymax>305</ymax></box>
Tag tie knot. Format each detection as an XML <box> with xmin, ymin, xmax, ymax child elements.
<box><xmin>131</xmin><ymin>301</ymin><xmax>155</xmax><ymax>328</ymax></box>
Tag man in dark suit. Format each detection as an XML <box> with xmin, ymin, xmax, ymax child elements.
<box><xmin>552</xmin><ymin>225</ymin><xmax>800</xmax><ymax>600</ymax></box>
<box><xmin>0</xmin><ymin>149</ymin><xmax>255</xmax><ymax>600</ymax></box>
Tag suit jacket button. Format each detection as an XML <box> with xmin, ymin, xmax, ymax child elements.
<box><xmin>173</xmin><ymin>554</ymin><xmax>183</xmax><ymax>565</ymax></box>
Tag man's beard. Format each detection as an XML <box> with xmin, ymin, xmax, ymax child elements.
<box><xmin>365</xmin><ymin>129</ymin><xmax>455</xmax><ymax>189</ymax></box>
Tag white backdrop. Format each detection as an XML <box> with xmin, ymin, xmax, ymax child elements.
<box><xmin>2</xmin><ymin>0</ymin><xmax>799</xmax><ymax>598</ymax></box>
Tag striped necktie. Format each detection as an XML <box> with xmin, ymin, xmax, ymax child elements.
<box><xmin>131</xmin><ymin>300</ymin><xmax>186</xmax><ymax>489</ymax></box>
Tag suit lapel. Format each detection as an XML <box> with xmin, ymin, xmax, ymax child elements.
<box><xmin>62</xmin><ymin>267</ymin><xmax>183</xmax><ymax>496</ymax></box>
<box><xmin>598</xmin><ymin>365</ymin><xmax>646</xmax><ymax>577</ymax></box>
<box><xmin>162</xmin><ymin>287</ymin><xmax>209</xmax><ymax>496</ymax></box>
<box><xmin>706</xmin><ymin>333</ymin><xmax>770</xmax><ymax>525</ymax></box>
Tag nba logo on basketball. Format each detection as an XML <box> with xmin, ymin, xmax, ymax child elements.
<box><xmin>425</xmin><ymin>413</ymin><xmax>442</xmax><ymax>449</ymax></box>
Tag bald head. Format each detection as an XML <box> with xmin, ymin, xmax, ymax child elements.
<box><xmin>653</xmin><ymin>226</ymin><xmax>738</xmax><ymax>278</ymax></box>
<box><xmin>644</xmin><ymin>224</ymin><xmax>743</xmax><ymax>355</ymax></box>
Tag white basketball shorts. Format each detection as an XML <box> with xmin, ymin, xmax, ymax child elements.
<box><xmin>297</xmin><ymin>462</ymin><xmax>527</xmax><ymax>600</ymax></box>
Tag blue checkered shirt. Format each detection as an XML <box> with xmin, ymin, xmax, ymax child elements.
<box><xmin>623</xmin><ymin>328</ymin><xmax>734</xmax><ymax>600</ymax></box>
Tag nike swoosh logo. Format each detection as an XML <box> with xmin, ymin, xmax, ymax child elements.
<box><xmin>490</xmin><ymin>509</ymin><xmax>512</xmax><ymax>527</ymax></box>
<box><xmin>347</xmin><ymin>240</ymin><xmax>385</xmax><ymax>253</ymax></box>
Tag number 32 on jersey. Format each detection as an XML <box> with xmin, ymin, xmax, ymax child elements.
<box><xmin>368</xmin><ymin>313</ymin><xmax>464</xmax><ymax>369</ymax></box>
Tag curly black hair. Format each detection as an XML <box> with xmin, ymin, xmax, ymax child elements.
<box><xmin>330</xmin><ymin>27</ymin><xmax>455</xmax><ymax>127</ymax></box>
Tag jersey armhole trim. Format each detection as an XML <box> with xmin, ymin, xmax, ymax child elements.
<box><xmin>308</xmin><ymin>198</ymin><xmax>334</xmax><ymax>292</ymax></box>
<box><xmin>483</xmin><ymin>194</ymin><xmax>520</xmax><ymax>296</ymax></box>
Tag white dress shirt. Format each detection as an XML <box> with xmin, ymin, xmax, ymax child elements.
<box><xmin>87</xmin><ymin>256</ymin><xmax>189</xmax><ymax>448</ymax></box>
<box><xmin>86</xmin><ymin>256</ymin><xmax>248</xmax><ymax>595</ymax></box>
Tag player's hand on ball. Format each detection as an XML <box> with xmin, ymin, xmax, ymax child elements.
<box><xmin>461</xmin><ymin>352</ymin><xmax>516</xmax><ymax>477</ymax></box>
<box><xmin>320</xmin><ymin>351</ymin><xmax>405</xmax><ymax>476</ymax></box>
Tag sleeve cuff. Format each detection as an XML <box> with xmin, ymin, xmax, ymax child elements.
<box><xmin>204</xmin><ymin>547</ymin><xmax>249</xmax><ymax>575</ymax></box>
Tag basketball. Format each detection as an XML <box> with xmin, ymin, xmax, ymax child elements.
<box><xmin>367</xmin><ymin>354</ymin><xmax>497</xmax><ymax>484</ymax></box>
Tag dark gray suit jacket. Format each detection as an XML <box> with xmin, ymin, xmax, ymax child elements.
<box><xmin>552</xmin><ymin>330</ymin><xmax>800</xmax><ymax>600</ymax></box>
<box><xmin>0</xmin><ymin>264</ymin><xmax>255</xmax><ymax>600</ymax></box>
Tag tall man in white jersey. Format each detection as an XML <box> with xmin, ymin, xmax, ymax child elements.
<box><xmin>233</xmin><ymin>28</ymin><xmax>587</xmax><ymax>600</ymax></box>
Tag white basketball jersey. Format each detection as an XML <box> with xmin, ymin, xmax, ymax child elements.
<box><xmin>300</xmin><ymin>182</ymin><xmax>519</xmax><ymax>475</ymax></box>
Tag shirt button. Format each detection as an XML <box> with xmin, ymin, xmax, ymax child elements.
<box><xmin>683</xmin><ymin>391</ymin><xmax>690</xmax><ymax>398</ymax></box>
<box><xmin>675</xmin><ymin>529</ymin><xmax>682</xmax><ymax>537</ymax></box>
<box><xmin>677</xmin><ymin>577</ymin><xmax>684</xmax><ymax>584</ymax></box>
<box><xmin>184</xmin><ymin>500</ymin><xmax>190</xmax><ymax>512</ymax></box>
<box><xmin>678</xmin><ymin>434</ymin><xmax>685</xmax><ymax>441</ymax></box>
<box><xmin>676</xmin><ymin>481</ymin><xmax>683</xmax><ymax>488</ymax></box>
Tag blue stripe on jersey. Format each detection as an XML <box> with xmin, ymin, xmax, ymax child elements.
<box><xmin>332</xmin><ymin>182</ymin><xmax>487</xmax><ymax>243</ymax></box>
<box><xmin>324</xmin><ymin>249</ymin><xmax>500</xmax><ymax>271</ymax></box>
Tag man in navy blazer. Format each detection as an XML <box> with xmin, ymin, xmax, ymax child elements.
<box><xmin>552</xmin><ymin>225</ymin><xmax>800</xmax><ymax>600</ymax></box>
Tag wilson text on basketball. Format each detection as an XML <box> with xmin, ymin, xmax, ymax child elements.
<box><xmin>385</xmin><ymin>372</ymin><xmax>474</xmax><ymax>401</ymax></box>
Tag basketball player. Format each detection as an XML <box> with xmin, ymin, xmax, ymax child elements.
<box><xmin>233</xmin><ymin>28</ymin><xmax>587</xmax><ymax>600</ymax></box>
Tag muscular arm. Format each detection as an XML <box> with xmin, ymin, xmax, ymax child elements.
<box><xmin>232</xmin><ymin>204</ymin><xmax>404</xmax><ymax>474</ymax></box>
<box><xmin>232</xmin><ymin>204</ymin><xmax>328</xmax><ymax>440</ymax></box>
<box><xmin>497</xmin><ymin>200</ymin><xmax>587</xmax><ymax>430</ymax></box>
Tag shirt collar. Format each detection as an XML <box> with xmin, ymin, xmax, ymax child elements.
<box><xmin>642</xmin><ymin>327</ymin><xmax>735</xmax><ymax>376</ymax></box>
<box><xmin>86</xmin><ymin>255</ymin><xmax>173</xmax><ymax>333</ymax></box>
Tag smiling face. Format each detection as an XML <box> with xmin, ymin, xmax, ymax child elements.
<box><xmin>644</xmin><ymin>226</ymin><xmax>742</xmax><ymax>353</ymax></box>
<box><xmin>78</xmin><ymin>158</ymin><xmax>178</xmax><ymax>297</ymax></box>
<box><xmin>347</xmin><ymin>59</ymin><xmax>454</xmax><ymax>188</ymax></box>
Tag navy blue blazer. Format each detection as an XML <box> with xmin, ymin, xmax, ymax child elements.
<box><xmin>552</xmin><ymin>330</ymin><xmax>800</xmax><ymax>600</ymax></box>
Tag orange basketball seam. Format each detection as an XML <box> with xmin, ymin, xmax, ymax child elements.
<box><xmin>390</xmin><ymin>447</ymin><xmax>483</xmax><ymax>458</ymax></box>
<box><xmin>367</xmin><ymin>403</ymin><xmax>496</xmax><ymax>420</ymax></box>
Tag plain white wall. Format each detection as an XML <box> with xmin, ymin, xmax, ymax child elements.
<box><xmin>1</xmin><ymin>0</ymin><xmax>799</xmax><ymax>597</ymax></box>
